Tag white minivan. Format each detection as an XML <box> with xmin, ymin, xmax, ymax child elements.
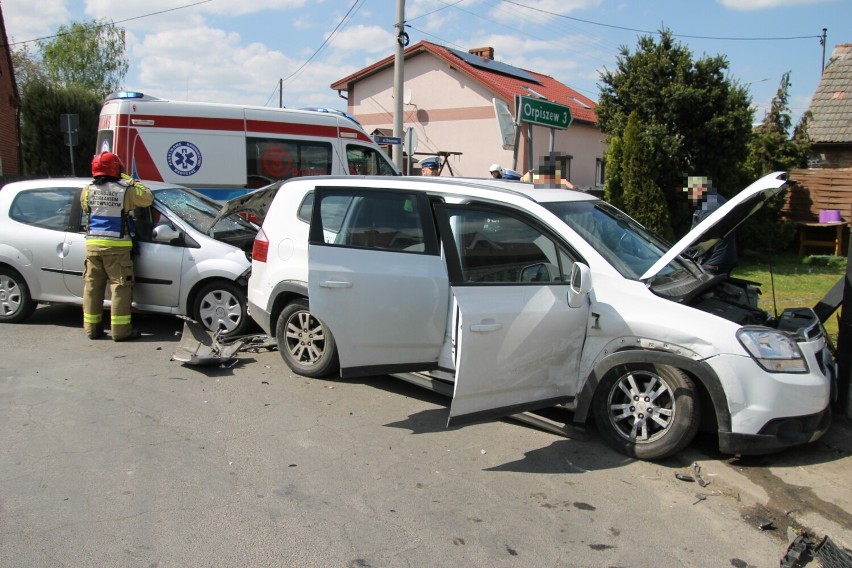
<box><xmin>241</xmin><ymin>172</ymin><xmax>835</xmax><ymax>460</ymax></box>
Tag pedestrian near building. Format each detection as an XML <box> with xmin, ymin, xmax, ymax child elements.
<box><xmin>420</xmin><ymin>156</ymin><xmax>440</xmax><ymax>176</ymax></box>
<box><xmin>81</xmin><ymin>152</ymin><xmax>153</xmax><ymax>341</ymax></box>
<box><xmin>489</xmin><ymin>164</ymin><xmax>503</xmax><ymax>178</ymax></box>
<box><xmin>522</xmin><ymin>159</ymin><xmax>576</xmax><ymax>189</ymax></box>
<box><xmin>685</xmin><ymin>176</ymin><xmax>737</xmax><ymax>275</ymax></box>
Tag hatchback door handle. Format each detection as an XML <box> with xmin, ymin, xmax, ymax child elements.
<box><xmin>319</xmin><ymin>280</ymin><xmax>353</xmax><ymax>289</ymax></box>
<box><xmin>470</xmin><ymin>320</ymin><xmax>502</xmax><ymax>333</ymax></box>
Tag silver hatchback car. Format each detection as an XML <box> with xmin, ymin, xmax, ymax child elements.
<box><xmin>0</xmin><ymin>178</ymin><xmax>255</xmax><ymax>336</ymax></box>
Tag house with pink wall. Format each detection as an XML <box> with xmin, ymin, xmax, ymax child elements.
<box><xmin>331</xmin><ymin>41</ymin><xmax>606</xmax><ymax>189</ymax></box>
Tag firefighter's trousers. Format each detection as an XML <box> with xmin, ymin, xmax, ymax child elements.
<box><xmin>82</xmin><ymin>249</ymin><xmax>135</xmax><ymax>340</ymax></box>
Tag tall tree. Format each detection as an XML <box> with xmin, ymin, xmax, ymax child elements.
<box><xmin>597</xmin><ymin>29</ymin><xmax>754</xmax><ymax>237</ymax></box>
<box><xmin>10</xmin><ymin>42</ymin><xmax>45</xmax><ymax>92</ymax></box>
<box><xmin>37</xmin><ymin>19</ymin><xmax>128</xmax><ymax>99</ymax></box>
<box><xmin>745</xmin><ymin>72</ymin><xmax>811</xmax><ymax>177</ymax></box>
<box><xmin>620</xmin><ymin>112</ymin><xmax>673</xmax><ymax>239</ymax></box>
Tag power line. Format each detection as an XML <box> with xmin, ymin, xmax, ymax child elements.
<box><xmin>500</xmin><ymin>0</ymin><xmax>822</xmax><ymax>42</ymax></box>
<box><xmin>279</xmin><ymin>0</ymin><xmax>364</xmax><ymax>89</ymax></box>
<box><xmin>5</xmin><ymin>0</ymin><xmax>214</xmax><ymax>47</ymax></box>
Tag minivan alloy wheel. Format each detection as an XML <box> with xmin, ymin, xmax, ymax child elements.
<box><xmin>276</xmin><ymin>298</ymin><xmax>338</xmax><ymax>378</ymax></box>
<box><xmin>593</xmin><ymin>363</ymin><xmax>700</xmax><ymax>460</ymax></box>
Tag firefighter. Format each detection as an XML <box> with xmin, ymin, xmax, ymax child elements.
<box><xmin>81</xmin><ymin>152</ymin><xmax>153</xmax><ymax>340</ymax></box>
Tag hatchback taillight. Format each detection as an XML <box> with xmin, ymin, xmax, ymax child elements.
<box><xmin>252</xmin><ymin>228</ymin><xmax>269</xmax><ymax>262</ymax></box>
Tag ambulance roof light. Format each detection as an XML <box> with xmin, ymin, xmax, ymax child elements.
<box><xmin>106</xmin><ymin>91</ymin><xmax>145</xmax><ymax>101</ymax></box>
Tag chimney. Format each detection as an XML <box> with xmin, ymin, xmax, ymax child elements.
<box><xmin>469</xmin><ymin>47</ymin><xmax>494</xmax><ymax>60</ymax></box>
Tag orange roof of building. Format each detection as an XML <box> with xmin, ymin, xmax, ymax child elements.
<box><xmin>331</xmin><ymin>40</ymin><xmax>597</xmax><ymax>126</ymax></box>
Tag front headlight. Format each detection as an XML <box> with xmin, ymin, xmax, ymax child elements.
<box><xmin>737</xmin><ymin>327</ymin><xmax>808</xmax><ymax>373</ymax></box>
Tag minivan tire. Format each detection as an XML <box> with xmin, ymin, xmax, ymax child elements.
<box><xmin>276</xmin><ymin>298</ymin><xmax>339</xmax><ymax>378</ymax></box>
<box><xmin>0</xmin><ymin>267</ymin><xmax>37</xmax><ymax>323</ymax></box>
<box><xmin>593</xmin><ymin>363</ymin><xmax>700</xmax><ymax>460</ymax></box>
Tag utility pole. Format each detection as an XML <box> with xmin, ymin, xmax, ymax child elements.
<box><xmin>820</xmin><ymin>28</ymin><xmax>828</xmax><ymax>74</ymax></box>
<box><xmin>392</xmin><ymin>0</ymin><xmax>406</xmax><ymax>169</ymax></box>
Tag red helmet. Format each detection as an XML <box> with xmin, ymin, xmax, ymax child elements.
<box><xmin>91</xmin><ymin>152</ymin><xmax>124</xmax><ymax>178</ymax></box>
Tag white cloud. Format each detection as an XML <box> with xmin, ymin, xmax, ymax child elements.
<box><xmin>83</xmin><ymin>0</ymin><xmax>308</xmax><ymax>21</ymax></box>
<box><xmin>132</xmin><ymin>27</ymin><xmax>289</xmax><ymax>104</ymax></box>
<box><xmin>4</xmin><ymin>0</ymin><xmax>70</xmax><ymax>44</ymax></box>
<box><xmin>326</xmin><ymin>24</ymin><xmax>396</xmax><ymax>54</ymax></box>
<box><xmin>717</xmin><ymin>0</ymin><xmax>829</xmax><ymax>10</ymax></box>
<box><xmin>130</xmin><ymin>25</ymin><xmax>349</xmax><ymax>110</ymax></box>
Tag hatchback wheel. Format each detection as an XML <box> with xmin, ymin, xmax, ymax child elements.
<box><xmin>593</xmin><ymin>363</ymin><xmax>700</xmax><ymax>460</ymax></box>
<box><xmin>276</xmin><ymin>298</ymin><xmax>339</xmax><ymax>378</ymax></box>
<box><xmin>193</xmin><ymin>281</ymin><xmax>250</xmax><ymax>338</ymax></box>
<box><xmin>0</xmin><ymin>268</ymin><xmax>37</xmax><ymax>323</ymax></box>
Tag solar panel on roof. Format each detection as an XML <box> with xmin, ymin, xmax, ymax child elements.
<box><xmin>447</xmin><ymin>48</ymin><xmax>540</xmax><ymax>85</ymax></box>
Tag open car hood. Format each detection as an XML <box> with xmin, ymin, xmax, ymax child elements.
<box><xmin>639</xmin><ymin>171</ymin><xmax>791</xmax><ymax>281</ymax></box>
<box><xmin>212</xmin><ymin>180</ymin><xmax>285</xmax><ymax>227</ymax></box>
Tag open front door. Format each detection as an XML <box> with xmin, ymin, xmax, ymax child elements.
<box><xmin>431</xmin><ymin>202</ymin><xmax>591</xmax><ymax>426</ymax></box>
<box><xmin>307</xmin><ymin>186</ymin><xmax>448</xmax><ymax>377</ymax></box>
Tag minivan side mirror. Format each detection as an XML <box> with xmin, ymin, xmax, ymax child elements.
<box><xmin>567</xmin><ymin>262</ymin><xmax>592</xmax><ymax>308</ymax></box>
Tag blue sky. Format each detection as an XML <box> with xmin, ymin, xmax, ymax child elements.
<box><xmin>4</xmin><ymin>0</ymin><xmax>846</xmax><ymax>125</ymax></box>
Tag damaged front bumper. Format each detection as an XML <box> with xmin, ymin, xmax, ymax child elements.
<box><xmin>719</xmin><ymin>407</ymin><xmax>832</xmax><ymax>455</ymax></box>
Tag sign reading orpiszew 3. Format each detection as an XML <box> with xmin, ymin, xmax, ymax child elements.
<box><xmin>518</xmin><ymin>96</ymin><xmax>573</xmax><ymax>130</ymax></box>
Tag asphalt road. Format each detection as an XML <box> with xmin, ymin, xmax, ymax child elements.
<box><xmin>0</xmin><ymin>304</ymin><xmax>835</xmax><ymax>567</ymax></box>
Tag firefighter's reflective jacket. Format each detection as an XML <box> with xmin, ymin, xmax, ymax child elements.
<box><xmin>81</xmin><ymin>178</ymin><xmax>153</xmax><ymax>249</ymax></box>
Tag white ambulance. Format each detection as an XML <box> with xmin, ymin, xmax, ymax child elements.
<box><xmin>96</xmin><ymin>91</ymin><xmax>399</xmax><ymax>201</ymax></box>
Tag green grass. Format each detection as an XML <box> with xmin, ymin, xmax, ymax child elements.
<box><xmin>735</xmin><ymin>252</ymin><xmax>847</xmax><ymax>344</ymax></box>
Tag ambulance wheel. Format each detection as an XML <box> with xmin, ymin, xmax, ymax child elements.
<box><xmin>192</xmin><ymin>280</ymin><xmax>250</xmax><ymax>338</ymax></box>
<box><xmin>0</xmin><ymin>267</ymin><xmax>37</xmax><ymax>323</ymax></box>
<box><xmin>593</xmin><ymin>363</ymin><xmax>700</xmax><ymax>460</ymax></box>
<box><xmin>276</xmin><ymin>298</ymin><xmax>339</xmax><ymax>378</ymax></box>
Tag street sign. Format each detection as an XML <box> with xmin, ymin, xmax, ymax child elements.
<box><xmin>60</xmin><ymin>114</ymin><xmax>80</xmax><ymax>147</ymax></box>
<box><xmin>373</xmin><ymin>135</ymin><xmax>402</xmax><ymax>145</ymax></box>
<box><xmin>405</xmin><ymin>128</ymin><xmax>418</xmax><ymax>154</ymax></box>
<box><xmin>518</xmin><ymin>96</ymin><xmax>572</xmax><ymax>130</ymax></box>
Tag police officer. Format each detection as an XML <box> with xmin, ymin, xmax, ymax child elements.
<box><xmin>81</xmin><ymin>152</ymin><xmax>153</xmax><ymax>340</ymax></box>
<box><xmin>420</xmin><ymin>156</ymin><xmax>440</xmax><ymax>176</ymax></box>
<box><xmin>489</xmin><ymin>163</ymin><xmax>504</xmax><ymax>178</ymax></box>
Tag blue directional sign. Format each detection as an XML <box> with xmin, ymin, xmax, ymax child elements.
<box><xmin>373</xmin><ymin>135</ymin><xmax>402</xmax><ymax>145</ymax></box>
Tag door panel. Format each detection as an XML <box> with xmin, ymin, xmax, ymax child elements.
<box><xmin>307</xmin><ymin>187</ymin><xmax>447</xmax><ymax>375</ymax></box>
<box><xmin>309</xmin><ymin>245</ymin><xmax>448</xmax><ymax>371</ymax></box>
<box><xmin>448</xmin><ymin>284</ymin><xmax>587</xmax><ymax>425</ymax></box>
<box><xmin>130</xmin><ymin>206</ymin><xmax>185</xmax><ymax>308</ymax></box>
<box><xmin>431</xmin><ymin>202</ymin><xmax>590</xmax><ymax>425</ymax></box>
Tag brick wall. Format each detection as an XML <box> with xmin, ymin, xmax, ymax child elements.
<box><xmin>0</xmin><ymin>8</ymin><xmax>21</xmax><ymax>176</ymax></box>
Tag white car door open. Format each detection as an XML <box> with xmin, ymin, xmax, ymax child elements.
<box><xmin>433</xmin><ymin>203</ymin><xmax>591</xmax><ymax>426</ymax></box>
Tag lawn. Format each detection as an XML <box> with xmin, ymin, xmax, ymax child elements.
<box><xmin>734</xmin><ymin>253</ymin><xmax>848</xmax><ymax>345</ymax></box>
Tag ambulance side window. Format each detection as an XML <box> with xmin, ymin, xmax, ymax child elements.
<box><xmin>246</xmin><ymin>138</ymin><xmax>332</xmax><ymax>184</ymax></box>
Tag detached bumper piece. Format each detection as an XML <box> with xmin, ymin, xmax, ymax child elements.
<box><xmin>172</xmin><ymin>316</ymin><xmax>270</xmax><ymax>366</ymax></box>
<box><xmin>718</xmin><ymin>408</ymin><xmax>832</xmax><ymax>455</ymax></box>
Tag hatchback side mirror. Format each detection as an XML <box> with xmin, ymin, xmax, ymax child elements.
<box><xmin>152</xmin><ymin>224</ymin><xmax>181</xmax><ymax>244</ymax></box>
